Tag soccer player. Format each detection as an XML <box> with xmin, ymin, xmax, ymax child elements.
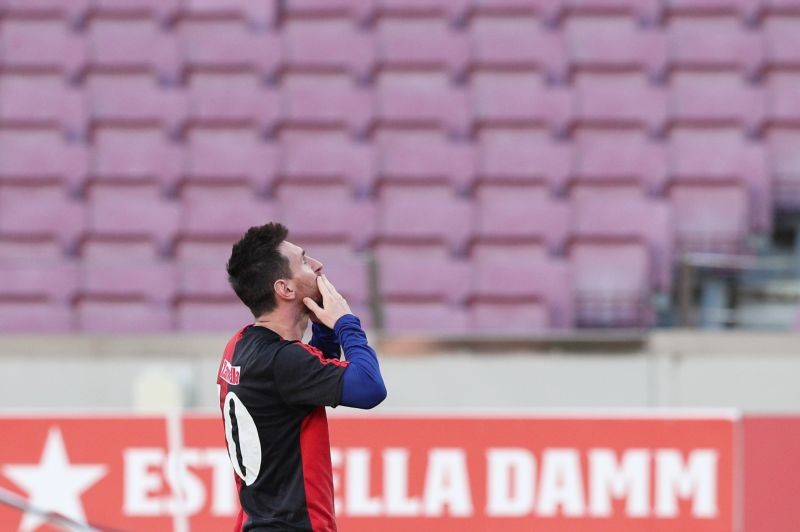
<box><xmin>217</xmin><ymin>223</ymin><xmax>387</xmax><ymax>531</ymax></box>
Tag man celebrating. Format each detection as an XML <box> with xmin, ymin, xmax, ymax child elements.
<box><xmin>217</xmin><ymin>223</ymin><xmax>387</xmax><ymax>531</ymax></box>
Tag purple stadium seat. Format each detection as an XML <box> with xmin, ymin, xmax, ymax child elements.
<box><xmin>179</xmin><ymin>20</ymin><xmax>280</xmax><ymax>79</ymax></box>
<box><xmin>0</xmin><ymin>184</ymin><xmax>84</xmax><ymax>250</ymax></box>
<box><xmin>80</xmin><ymin>241</ymin><xmax>177</xmax><ymax>304</ymax></box>
<box><xmin>565</xmin><ymin>15</ymin><xmax>667</xmax><ymax>78</ymax></box>
<box><xmin>382</xmin><ymin>301</ymin><xmax>469</xmax><ymax>334</ymax></box>
<box><xmin>175</xmin><ymin>241</ymin><xmax>235</xmax><ymax>300</ymax></box>
<box><xmin>375</xmin><ymin>243</ymin><xmax>470</xmax><ymax>304</ymax></box>
<box><xmin>88</xmin><ymin>74</ymin><xmax>187</xmax><ymax>135</ymax></box>
<box><xmin>764</xmin><ymin>16</ymin><xmax>800</xmax><ymax>70</ymax></box>
<box><xmin>179</xmin><ymin>0</ymin><xmax>277</xmax><ymax>28</ymax></box>
<box><xmin>564</xmin><ymin>0</ymin><xmax>662</xmax><ymax>21</ymax></box>
<box><xmin>376</xmin><ymin>131</ymin><xmax>474</xmax><ymax>191</ymax></box>
<box><xmin>87</xmin><ymin>184</ymin><xmax>179</xmax><ymax>248</ymax></box>
<box><xmin>473</xmin><ymin>184</ymin><xmax>570</xmax><ymax>252</ymax></box>
<box><xmin>0</xmin><ymin>302</ymin><xmax>73</xmax><ymax>333</ymax></box>
<box><xmin>766</xmin><ymin>72</ymin><xmax>800</xmax><ymax>126</ymax></box>
<box><xmin>570</xmin><ymin>241</ymin><xmax>651</xmax><ymax>326</ymax></box>
<box><xmin>88</xmin><ymin>18</ymin><xmax>179</xmax><ymax>82</ymax></box>
<box><xmin>477</xmin><ymin>128</ymin><xmax>571</xmax><ymax>193</ymax></box>
<box><xmin>663</xmin><ymin>0</ymin><xmax>759</xmax><ymax>20</ymax></box>
<box><xmin>188</xmin><ymin>72</ymin><xmax>278</xmax><ymax>134</ymax></box>
<box><xmin>468</xmin><ymin>301</ymin><xmax>550</xmax><ymax>332</ymax></box>
<box><xmin>282</xmin><ymin>19</ymin><xmax>373</xmax><ymax>80</ymax></box>
<box><xmin>768</xmin><ymin>128</ymin><xmax>800</xmax><ymax>210</ymax></box>
<box><xmin>470</xmin><ymin>72</ymin><xmax>572</xmax><ymax>134</ymax></box>
<box><xmin>180</xmin><ymin>184</ymin><xmax>275</xmax><ymax>240</ymax></box>
<box><xmin>0</xmin><ymin>259</ymin><xmax>78</xmax><ymax>303</ymax></box>
<box><xmin>669</xmin><ymin>183</ymin><xmax>750</xmax><ymax>252</ymax></box>
<box><xmin>280</xmin><ymin>74</ymin><xmax>372</xmax><ymax>136</ymax></box>
<box><xmin>470</xmin><ymin>16</ymin><xmax>566</xmax><ymax>81</ymax></box>
<box><xmin>377</xmin><ymin>184</ymin><xmax>473</xmax><ymax>250</ymax></box>
<box><xmin>1</xmin><ymin>0</ymin><xmax>90</xmax><ymax>26</ymax></box>
<box><xmin>279</xmin><ymin>133</ymin><xmax>374</xmax><ymax>193</ymax></box>
<box><xmin>175</xmin><ymin>300</ymin><xmax>260</xmax><ymax>332</ymax></box>
<box><xmin>668</xmin><ymin>72</ymin><xmax>765</xmax><ymax>133</ymax></box>
<box><xmin>92</xmin><ymin>128</ymin><xmax>183</xmax><ymax>191</ymax></box>
<box><xmin>295</xmin><ymin>243</ymin><xmax>370</xmax><ymax>305</ymax></box>
<box><xmin>573</xmin><ymin>130</ymin><xmax>667</xmax><ymax>193</ymax></box>
<box><xmin>376</xmin><ymin>72</ymin><xmax>468</xmax><ymax>134</ymax></box>
<box><xmin>0</xmin><ymin>19</ymin><xmax>86</xmax><ymax>79</ymax></box>
<box><xmin>281</xmin><ymin>0</ymin><xmax>376</xmax><ymax>24</ymax></box>
<box><xmin>762</xmin><ymin>0</ymin><xmax>800</xmax><ymax>13</ymax></box>
<box><xmin>185</xmin><ymin>128</ymin><xmax>277</xmax><ymax>191</ymax></box>
<box><xmin>274</xmin><ymin>183</ymin><xmax>376</xmax><ymax>247</ymax></box>
<box><xmin>667</xmin><ymin>16</ymin><xmax>764</xmax><ymax>76</ymax></box>
<box><xmin>90</xmin><ymin>0</ymin><xmax>181</xmax><ymax>24</ymax></box>
<box><xmin>574</xmin><ymin>73</ymin><xmax>667</xmax><ymax>134</ymax></box>
<box><xmin>469</xmin><ymin>0</ymin><xmax>563</xmax><ymax>22</ymax></box>
<box><xmin>0</xmin><ymin>74</ymin><xmax>86</xmax><ymax>136</ymax></box>
<box><xmin>77</xmin><ymin>300</ymin><xmax>174</xmax><ymax>333</ymax></box>
<box><xmin>0</xmin><ymin>131</ymin><xmax>88</xmax><ymax>191</ymax></box>
<box><xmin>375</xmin><ymin>18</ymin><xmax>468</xmax><ymax>78</ymax></box>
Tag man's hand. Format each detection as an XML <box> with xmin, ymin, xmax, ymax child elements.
<box><xmin>303</xmin><ymin>274</ymin><xmax>352</xmax><ymax>329</ymax></box>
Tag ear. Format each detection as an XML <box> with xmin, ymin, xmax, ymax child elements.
<box><xmin>273</xmin><ymin>279</ymin><xmax>297</xmax><ymax>301</ymax></box>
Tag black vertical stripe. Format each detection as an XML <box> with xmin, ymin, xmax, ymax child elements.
<box><xmin>229</xmin><ymin>397</ymin><xmax>247</xmax><ymax>476</ymax></box>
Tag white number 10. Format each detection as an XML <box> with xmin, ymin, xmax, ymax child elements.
<box><xmin>222</xmin><ymin>391</ymin><xmax>262</xmax><ymax>486</ymax></box>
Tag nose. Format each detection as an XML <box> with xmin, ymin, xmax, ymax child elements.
<box><xmin>309</xmin><ymin>256</ymin><xmax>323</xmax><ymax>273</ymax></box>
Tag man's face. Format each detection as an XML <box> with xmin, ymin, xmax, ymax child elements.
<box><xmin>279</xmin><ymin>240</ymin><xmax>324</xmax><ymax>306</ymax></box>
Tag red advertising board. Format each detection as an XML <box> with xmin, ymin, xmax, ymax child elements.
<box><xmin>0</xmin><ymin>412</ymin><xmax>738</xmax><ymax>532</ymax></box>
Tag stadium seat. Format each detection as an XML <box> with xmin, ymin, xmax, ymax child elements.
<box><xmin>292</xmin><ymin>242</ymin><xmax>370</xmax><ymax>305</ymax></box>
<box><xmin>467</xmin><ymin>301</ymin><xmax>550</xmax><ymax>332</ymax></box>
<box><xmin>0</xmin><ymin>302</ymin><xmax>74</xmax><ymax>333</ymax></box>
<box><xmin>468</xmin><ymin>0</ymin><xmax>564</xmax><ymax>23</ymax></box>
<box><xmin>0</xmin><ymin>258</ymin><xmax>78</xmax><ymax>304</ymax></box>
<box><xmin>280</xmin><ymin>74</ymin><xmax>372</xmax><ymax>136</ymax></box>
<box><xmin>175</xmin><ymin>241</ymin><xmax>236</xmax><ymax>301</ymax></box>
<box><xmin>662</xmin><ymin>0</ymin><xmax>760</xmax><ymax>21</ymax></box>
<box><xmin>375</xmin><ymin>17</ymin><xmax>468</xmax><ymax>78</ymax></box>
<box><xmin>477</xmin><ymin>128</ymin><xmax>571</xmax><ymax>193</ymax></box>
<box><xmin>767</xmin><ymin>128</ymin><xmax>800</xmax><ymax>210</ymax></box>
<box><xmin>77</xmin><ymin>300</ymin><xmax>174</xmax><ymax>333</ymax></box>
<box><xmin>282</xmin><ymin>19</ymin><xmax>374</xmax><ymax>80</ymax></box>
<box><xmin>375</xmin><ymin>72</ymin><xmax>469</xmax><ymax>134</ymax></box>
<box><xmin>573</xmin><ymin>73</ymin><xmax>667</xmax><ymax>134</ymax></box>
<box><xmin>185</xmin><ymin>128</ymin><xmax>277</xmax><ymax>191</ymax></box>
<box><xmin>470</xmin><ymin>72</ymin><xmax>572</xmax><ymax>134</ymax></box>
<box><xmin>0</xmin><ymin>19</ymin><xmax>86</xmax><ymax>79</ymax></box>
<box><xmin>88</xmin><ymin>18</ymin><xmax>180</xmax><ymax>83</ymax></box>
<box><xmin>0</xmin><ymin>131</ymin><xmax>88</xmax><ymax>191</ymax></box>
<box><xmin>570</xmin><ymin>241</ymin><xmax>652</xmax><ymax>327</ymax></box>
<box><xmin>0</xmin><ymin>184</ymin><xmax>85</xmax><ymax>251</ymax></box>
<box><xmin>89</xmin><ymin>0</ymin><xmax>181</xmax><ymax>24</ymax></box>
<box><xmin>563</xmin><ymin>0</ymin><xmax>663</xmax><ymax>22</ymax></box>
<box><xmin>0</xmin><ymin>74</ymin><xmax>86</xmax><ymax>137</ymax></box>
<box><xmin>469</xmin><ymin>15</ymin><xmax>566</xmax><ymax>81</ymax></box>
<box><xmin>572</xmin><ymin>130</ymin><xmax>667</xmax><ymax>192</ymax></box>
<box><xmin>375</xmin><ymin>243</ymin><xmax>470</xmax><ymax>304</ymax></box>
<box><xmin>668</xmin><ymin>183</ymin><xmax>750</xmax><ymax>253</ymax></box>
<box><xmin>278</xmin><ymin>132</ymin><xmax>374</xmax><ymax>193</ymax></box>
<box><xmin>381</xmin><ymin>301</ymin><xmax>469</xmax><ymax>334</ymax></box>
<box><xmin>766</xmin><ymin>72</ymin><xmax>800</xmax><ymax>127</ymax></box>
<box><xmin>180</xmin><ymin>184</ymin><xmax>276</xmax><ymax>241</ymax></box>
<box><xmin>761</xmin><ymin>0</ymin><xmax>800</xmax><ymax>14</ymax></box>
<box><xmin>1</xmin><ymin>0</ymin><xmax>90</xmax><ymax>22</ymax></box>
<box><xmin>376</xmin><ymin>184</ymin><xmax>473</xmax><ymax>250</ymax></box>
<box><xmin>176</xmin><ymin>300</ymin><xmax>254</xmax><ymax>332</ymax></box>
<box><xmin>280</xmin><ymin>0</ymin><xmax>376</xmax><ymax>25</ymax></box>
<box><xmin>87</xmin><ymin>184</ymin><xmax>180</xmax><ymax>249</ymax></box>
<box><xmin>91</xmin><ymin>128</ymin><xmax>183</xmax><ymax>191</ymax></box>
<box><xmin>178</xmin><ymin>0</ymin><xmax>277</xmax><ymax>29</ymax></box>
<box><xmin>473</xmin><ymin>184</ymin><xmax>570</xmax><ymax>253</ymax></box>
<box><xmin>188</xmin><ymin>72</ymin><xmax>278</xmax><ymax>134</ymax></box>
<box><xmin>565</xmin><ymin>15</ymin><xmax>667</xmax><ymax>79</ymax></box>
<box><xmin>376</xmin><ymin>131</ymin><xmax>474</xmax><ymax>191</ymax></box>
<box><xmin>764</xmin><ymin>16</ymin><xmax>800</xmax><ymax>70</ymax></box>
<box><xmin>88</xmin><ymin>74</ymin><xmax>187</xmax><ymax>135</ymax></box>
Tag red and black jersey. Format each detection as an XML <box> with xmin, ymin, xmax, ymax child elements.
<box><xmin>217</xmin><ymin>324</ymin><xmax>349</xmax><ymax>532</ymax></box>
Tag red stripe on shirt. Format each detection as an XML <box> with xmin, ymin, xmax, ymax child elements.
<box><xmin>300</xmin><ymin>407</ymin><xmax>338</xmax><ymax>532</ymax></box>
<box><xmin>297</xmin><ymin>342</ymin><xmax>350</xmax><ymax>367</ymax></box>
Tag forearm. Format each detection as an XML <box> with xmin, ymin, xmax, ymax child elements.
<box><xmin>310</xmin><ymin>322</ymin><xmax>341</xmax><ymax>359</ymax></box>
<box><xmin>336</xmin><ymin>314</ymin><xmax>387</xmax><ymax>409</ymax></box>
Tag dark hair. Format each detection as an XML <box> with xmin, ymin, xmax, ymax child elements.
<box><xmin>227</xmin><ymin>223</ymin><xmax>291</xmax><ymax>317</ymax></box>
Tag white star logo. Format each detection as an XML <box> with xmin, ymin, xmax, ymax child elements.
<box><xmin>2</xmin><ymin>427</ymin><xmax>107</xmax><ymax>532</ymax></box>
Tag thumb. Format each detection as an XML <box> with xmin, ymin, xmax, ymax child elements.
<box><xmin>303</xmin><ymin>297</ymin><xmax>322</xmax><ymax>314</ymax></box>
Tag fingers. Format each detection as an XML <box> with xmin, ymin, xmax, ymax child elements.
<box><xmin>320</xmin><ymin>274</ymin><xmax>340</xmax><ymax>296</ymax></box>
<box><xmin>303</xmin><ymin>297</ymin><xmax>322</xmax><ymax>314</ymax></box>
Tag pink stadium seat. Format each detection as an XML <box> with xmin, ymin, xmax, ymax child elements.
<box><xmin>573</xmin><ymin>130</ymin><xmax>667</xmax><ymax>192</ymax></box>
<box><xmin>0</xmin><ymin>259</ymin><xmax>78</xmax><ymax>303</ymax></box>
<box><xmin>1</xmin><ymin>0</ymin><xmax>90</xmax><ymax>26</ymax></box>
<box><xmin>0</xmin><ymin>19</ymin><xmax>86</xmax><ymax>79</ymax></box>
<box><xmin>91</xmin><ymin>128</ymin><xmax>183</xmax><ymax>191</ymax></box>
<box><xmin>88</xmin><ymin>19</ymin><xmax>179</xmax><ymax>83</ymax></box>
<box><xmin>294</xmin><ymin>243</ymin><xmax>370</xmax><ymax>305</ymax></box>
<box><xmin>375</xmin><ymin>18</ymin><xmax>468</xmax><ymax>78</ymax></box>
<box><xmin>382</xmin><ymin>301</ymin><xmax>469</xmax><ymax>334</ymax></box>
<box><xmin>469</xmin><ymin>16</ymin><xmax>566</xmax><ymax>81</ymax></box>
<box><xmin>180</xmin><ymin>184</ymin><xmax>275</xmax><ymax>240</ymax></box>
<box><xmin>377</xmin><ymin>184</ymin><xmax>473</xmax><ymax>250</ymax></box>
<box><xmin>375</xmin><ymin>243</ymin><xmax>470</xmax><ymax>304</ymax></box>
<box><xmin>179</xmin><ymin>20</ymin><xmax>280</xmax><ymax>80</ymax></box>
<box><xmin>280</xmin><ymin>74</ymin><xmax>372</xmax><ymax>136</ymax></box>
<box><xmin>0</xmin><ymin>302</ymin><xmax>73</xmax><ymax>333</ymax></box>
<box><xmin>185</xmin><ymin>128</ymin><xmax>277</xmax><ymax>191</ymax></box>
<box><xmin>80</xmin><ymin>241</ymin><xmax>177</xmax><ymax>304</ymax></box>
<box><xmin>570</xmin><ymin>242</ymin><xmax>651</xmax><ymax>326</ymax></box>
<box><xmin>281</xmin><ymin>0</ymin><xmax>376</xmax><ymax>24</ymax></box>
<box><xmin>764</xmin><ymin>16</ymin><xmax>800</xmax><ymax>70</ymax></box>
<box><xmin>176</xmin><ymin>300</ymin><xmax>254</xmax><ymax>332</ymax></box>
<box><xmin>468</xmin><ymin>0</ymin><xmax>563</xmax><ymax>22</ymax></box>
<box><xmin>179</xmin><ymin>0</ymin><xmax>277</xmax><ymax>28</ymax></box>
<box><xmin>0</xmin><ymin>184</ymin><xmax>85</xmax><ymax>250</ymax></box>
<box><xmin>77</xmin><ymin>300</ymin><xmax>173</xmax><ymax>333</ymax></box>
<box><xmin>766</xmin><ymin>72</ymin><xmax>800</xmax><ymax>126</ymax></box>
<box><xmin>669</xmin><ymin>183</ymin><xmax>750</xmax><ymax>252</ymax></box>
<box><xmin>468</xmin><ymin>301</ymin><xmax>550</xmax><ymax>332</ymax></box>
<box><xmin>88</xmin><ymin>74</ymin><xmax>187</xmax><ymax>135</ymax></box>
<box><xmin>87</xmin><ymin>184</ymin><xmax>179</xmax><ymax>249</ymax></box>
<box><xmin>663</xmin><ymin>0</ymin><xmax>759</xmax><ymax>20</ymax></box>
<box><xmin>667</xmin><ymin>16</ymin><xmax>764</xmax><ymax>76</ymax></box>
<box><xmin>564</xmin><ymin>0</ymin><xmax>662</xmax><ymax>21</ymax></box>
<box><xmin>767</xmin><ymin>128</ymin><xmax>800</xmax><ymax>209</ymax></box>
<box><xmin>473</xmin><ymin>184</ymin><xmax>570</xmax><ymax>252</ymax></box>
<box><xmin>565</xmin><ymin>15</ymin><xmax>667</xmax><ymax>78</ymax></box>
<box><xmin>470</xmin><ymin>72</ymin><xmax>572</xmax><ymax>134</ymax></box>
<box><xmin>761</xmin><ymin>0</ymin><xmax>800</xmax><ymax>13</ymax></box>
<box><xmin>89</xmin><ymin>0</ymin><xmax>181</xmax><ymax>24</ymax></box>
<box><xmin>0</xmin><ymin>131</ymin><xmax>88</xmax><ymax>189</ymax></box>
<box><xmin>378</xmin><ymin>0</ymin><xmax>469</xmax><ymax>19</ymax></box>
<box><xmin>668</xmin><ymin>72</ymin><xmax>765</xmax><ymax>133</ymax></box>
<box><xmin>376</xmin><ymin>131</ymin><xmax>474</xmax><ymax>191</ymax></box>
<box><xmin>175</xmin><ymin>241</ymin><xmax>235</xmax><ymax>301</ymax></box>
<box><xmin>188</xmin><ymin>72</ymin><xmax>278</xmax><ymax>134</ymax></box>
<box><xmin>376</xmin><ymin>72</ymin><xmax>469</xmax><ymax>134</ymax></box>
<box><xmin>573</xmin><ymin>73</ymin><xmax>667</xmax><ymax>134</ymax></box>
<box><xmin>282</xmin><ymin>19</ymin><xmax>374</xmax><ymax>80</ymax></box>
<box><xmin>274</xmin><ymin>183</ymin><xmax>376</xmax><ymax>247</ymax></box>
<box><xmin>477</xmin><ymin>128</ymin><xmax>571</xmax><ymax>193</ymax></box>
<box><xmin>0</xmin><ymin>240</ymin><xmax>63</xmax><ymax>261</ymax></box>
<box><xmin>0</xmin><ymin>74</ymin><xmax>86</xmax><ymax>137</ymax></box>
<box><xmin>279</xmin><ymin>133</ymin><xmax>374</xmax><ymax>193</ymax></box>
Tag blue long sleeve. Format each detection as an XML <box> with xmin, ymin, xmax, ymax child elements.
<box><xmin>335</xmin><ymin>314</ymin><xmax>387</xmax><ymax>409</ymax></box>
<box><xmin>309</xmin><ymin>322</ymin><xmax>341</xmax><ymax>359</ymax></box>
